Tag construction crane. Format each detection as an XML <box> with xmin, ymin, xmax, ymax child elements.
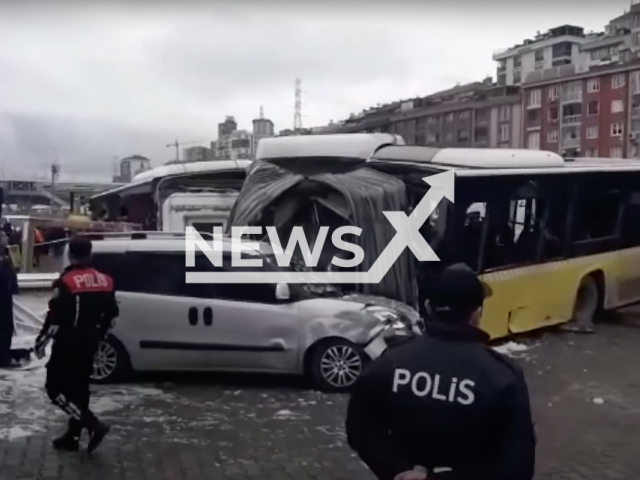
<box><xmin>50</xmin><ymin>162</ymin><xmax>61</xmax><ymax>210</ymax></box>
<box><xmin>166</xmin><ymin>140</ymin><xmax>208</xmax><ymax>163</ymax></box>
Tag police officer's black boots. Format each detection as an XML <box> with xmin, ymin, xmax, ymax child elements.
<box><xmin>52</xmin><ymin>418</ymin><xmax>82</xmax><ymax>451</ymax></box>
<box><xmin>85</xmin><ymin>412</ymin><xmax>110</xmax><ymax>454</ymax></box>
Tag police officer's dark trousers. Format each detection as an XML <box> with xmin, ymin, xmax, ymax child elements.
<box><xmin>0</xmin><ymin>316</ymin><xmax>13</xmax><ymax>367</ymax></box>
<box><xmin>0</xmin><ymin>318</ymin><xmax>13</xmax><ymax>367</ymax></box>
<box><xmin>0</xmin><ymin>263</ymin><xmax>15</xmax><ymax>367</ymax></box>
<box><xmin>45</xmin><ymin>342</ymin><xmax>102</xmax><ymax>436</ymax></box>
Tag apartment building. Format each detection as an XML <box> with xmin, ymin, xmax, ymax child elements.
<box><xmin>252</xmin><ymin>113</ymin><xmax>275</xmax><ymax>157</ymax></box>
<box><xmin>493</xmin><ymin>25</ymin><xmax>594</xmax><ymax>86</ymax></box>
<box><xmin>216</xmin><ymin>129</ymin><xmax>253</xmax><ymax>160</ymax></box>
<box><xmin>579</xmin><ymin>5</ymin><xmax>640</xmax><ymax>69</ymax></box>
<box><xmin>218</xmin><ymin>116</ymin><xmax>237</xmax><ymax>138</ymax></box>
<box><xmin>113</xmin><ymin>155</ymin><xmax>151</xmax><ymax>183</ymax></box>
<box><xmin>580</xmin><ymin>33</ymin><xmax>633</xmax><ymax>69</ymax></box>
<box><xmin>333</xmin><ymin>80</ymin><xmax>523</xmax><ymax>148</ymax></box>
<box><xmin>608</xmin><ymin>3</ymin><xmax>640</xmax><ymax>34</ymax></box>
<box><xmin>521</xmin><ymin>61</ymin><xmax>640</xmax><ymax>158</ymax></box>
<box><xmin>182</xmin><ymin>146</ymin><xmax>210</xmax><ymax>162</ymax></box>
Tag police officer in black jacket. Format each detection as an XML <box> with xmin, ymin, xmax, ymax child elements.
<box><xmin>34</xmin><ymin>236</ymin><xmax>119</xmax><ymax>453</ymax></box>
<box><xmin>346</xmin><ymin>268</ymin><xmax>535</xmax><ymax>480</ymax></box>
<box><xmin>0</xmin><ymin>231</ymin><xmax>19</xmax><ymax>368</ymax></box>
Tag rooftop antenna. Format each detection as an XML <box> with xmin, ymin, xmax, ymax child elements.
<box><xmin>260</xmin><ymin>105</ymin><xmax>264</xmax><ymax>119</ymax></box>
<box><xmin>294</xmin><ymin>78</ymin><xmax>303</xmax><ymax>133</ymax></box>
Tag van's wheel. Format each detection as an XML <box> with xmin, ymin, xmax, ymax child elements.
<box><xmin>91</xmin><ymin>335</ymin><xmax>131</xmax><ymax>384</ymax></box>
<box><xmin>308</xmin><ymin>339</ymin><xmax>368</xmax><ymax>393</ymax></box>
<box><xmin>563</xmin><ymin>275</ymin><xmax>599</xmax><ymax>333</ymax></box>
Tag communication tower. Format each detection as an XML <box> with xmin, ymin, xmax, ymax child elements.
<box><xmin>294</xmin><ymin>78</ymin><xmax>303</xmax><ymax>132</ymax></box>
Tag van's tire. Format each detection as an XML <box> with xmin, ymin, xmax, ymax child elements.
<box><xmin>91</xmin><ymin>335</ymin><xmax>132</xmax><ymax>384</ymax></box>
<box><xmin>307</xmin><ymin>339</ymin><xmax>368</xmax><ymax>393</ymax></box>
<box><xmin>565</xmin><ymin>275</ymin><xmax>600</xmax><ymax>333</ymax></box>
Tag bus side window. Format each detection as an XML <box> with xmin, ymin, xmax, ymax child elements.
<box><xmin>481</xmin><ymin>177</ymin><xmax>544</xmax><ymax>270</ymax></box>
<box><xmin>540</xmin><ymin>188</ymin><xmax>571</xmax><ymax>261</ymax></box>
<box><xmin>484</xmin><ymin>197</ymin><xmax>542</xmax><ymax>270</ymax></box>
<box><xmin>621</xmin><ymin>191</ymin><xmax>640</xmax><ymax>248</ymax></box>
<box><xmin>570</xmin><ymin>181</ymin><xmax>622</xmax><ymax>256</ymax></box>
<box><xmin>460</xmin><ymin>202</ymin><xmax>486</xmax><ymax>271</ymax></box>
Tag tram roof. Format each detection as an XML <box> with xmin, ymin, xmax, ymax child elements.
<box><xmin>90</xmin><ymin>160</ymin><xmax>251</xmax><ymax>201</ymax></box>
<box><xmin>132</xmin><ymin>159</ymin><xmax>251</xmax><ymax>183</ymax></box>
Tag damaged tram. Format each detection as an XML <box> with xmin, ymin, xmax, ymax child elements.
<box><xmin>229</xmin><ymin>134</ymin><xmax>640</xmax><ymax>339</ymax></box>
<box><xmin>90</xmin><ymin>160</ymin><xmax>250</xmax><ymax>232</ymax></box>
<box><xmin>226</xmin><ymin>134</ymin><xmax>417</xmax><ymax>307</ymax></box>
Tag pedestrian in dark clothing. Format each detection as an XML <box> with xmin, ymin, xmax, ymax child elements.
<box><xmin>0</xmin><ymin>231</ymin><xmax>19</xmax><ymax>368</ymax></box>
<box><xmin>34</xmin><ymin>236</ymin><xmax>119</xmax><ymax>453</ymax></box>
<box><xmin>346</xmin><ymin>269</ymin><xmax>536</xmax><ymax>480</ymax></box>
<box><xmin>2</xmin><ymin>221</ymin><xmax>12</xmax><ymax>238</ymax></box>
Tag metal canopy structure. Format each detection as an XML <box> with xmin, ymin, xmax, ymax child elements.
<box><xmin>227</xmin><ymin>155</ymin><xmax>416</xmax><ymax>306</ymax></box>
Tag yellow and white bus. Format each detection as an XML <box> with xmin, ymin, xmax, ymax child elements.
<box><xmin>369</xmin><ymin>147</ymin><xmax>640</xmax><ymax>339</ymax></box>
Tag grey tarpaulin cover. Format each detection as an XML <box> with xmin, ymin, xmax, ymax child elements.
<box><xmin>226</xmin><ymin>158</ymin><xmax>417</xmax><ymax>307</ymax></box>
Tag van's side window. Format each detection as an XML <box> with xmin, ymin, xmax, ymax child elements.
<box><xmin>92</xmin><ymin>251</ymin><xmax>279</xmax><ymax>303</ymax></box>
<box><xmin>90</xmin><ymin>253</ymin><xmax>131</xmax><ymax>291</ymax></box>
<box><xmin>194</xmin><ymin>254</ymin><xmax>281</xmax><ymax>304</ymax></box>
<box><xmin>216</xmin><ymin>279</ymin><xmax>277</xmax><ymax>304</ymax></box>
<box><xmin>92</xmin><ymin>252</ymin><xmax>201</xmax><ymax>297</ymax></box>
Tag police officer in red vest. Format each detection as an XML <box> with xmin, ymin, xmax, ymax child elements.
<box><xmin>35</xmin><ymin>236</ymin><xmax>119</xmax><ymax>453</ymax></box>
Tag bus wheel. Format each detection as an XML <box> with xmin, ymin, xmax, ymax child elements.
<box><xmin>564</xmin><ymin>275</ymin><xmax>599</xmax><ymax>334</ymax></box>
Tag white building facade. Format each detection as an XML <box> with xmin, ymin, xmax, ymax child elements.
<box><xmin>115</xmin><ymin>155</ymin><xmax>151</xmax><ymax>183</ymax></box>
<box><xmin>216</xmin><ymin>130</ymin><xmax>253</xmax><ymax>160</ymax></box>
<box><xmin>494</xmin><ymin>25</ymin><xmax>593</xmax><ymax>86</ymax></box>
<box><xmin>182</xmin><ymin>146</ymin><xmax>210</xmax><ymax>162</ymax></box>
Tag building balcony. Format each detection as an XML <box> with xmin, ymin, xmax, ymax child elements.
<box><xmin>552</xmin><ymin>44</ymin><xmax>573</xmax><ymax>59</ymax></box>
<box><xmin>561</xmin><ymin>136</ymin><xmax>581</xmax><ymax>148</ymax></box>
<box><xmin>552</xmin><ymin>52</ymin><xmax>572</xmax><ymax>61</ymax></box>
<box><xmin>562</xmin><ymin>114</ymin><xmax>582</xmax><ymax>125</ymax></box>
<box><xmin>562</xmin><ymin>92</ymin><xmax>583</xmax><ymax>103</ymax></box>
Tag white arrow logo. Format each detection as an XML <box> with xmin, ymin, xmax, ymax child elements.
<box><xmin>186</xmin><ymin>170</ymin><xmax>454</xmax><ymax>284</ymax></box>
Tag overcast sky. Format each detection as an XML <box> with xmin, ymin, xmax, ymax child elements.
<box><xmin>0</xmin><ymin>0</ymin><xmax>631</xmax><ymax>181</ymax></box>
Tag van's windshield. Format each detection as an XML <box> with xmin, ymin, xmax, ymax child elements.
<box><xmin>260</xmin><ymin>252</ymin><xmax>342</xmax><ymax>297</ymax></box>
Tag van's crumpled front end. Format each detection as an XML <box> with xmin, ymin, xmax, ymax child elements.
<box><xmin>327</xmin><ymin>293</ymin><xmax>423</xmax><ymax>360</ymax></box>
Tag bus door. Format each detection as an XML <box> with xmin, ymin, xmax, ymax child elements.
<box><xmin>478</xmin><ymin>194</ymin><xmax>551</xmax><ymax>337</ymax></box>
<box><xmin>618</xmin><ymin>185</ymin><xmax>640</xmax><ymax>304</ymax></box>
<box><xmin>568</xmin><ymin>176</ymin><xmax>627</xmax><ymax>308</ymax></box>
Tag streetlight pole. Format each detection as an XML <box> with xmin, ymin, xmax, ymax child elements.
<box><xmin>50</xmin><ymin>163</ymin><xmax>60</xmax><ymax>212</ymax></box>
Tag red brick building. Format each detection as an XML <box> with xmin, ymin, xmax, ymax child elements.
<box><xmin>333</xmin><ymin>80</ymin><xmax>523</xmax><ymax>149</ymax></box>
<box><xmin>522</xmin><ymin>62</ymin><xmax>640</xmax><ymax>158</ymax></box>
